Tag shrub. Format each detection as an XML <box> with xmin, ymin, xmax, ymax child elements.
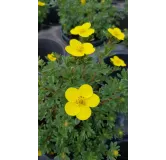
<box><xmin>38</xmin><ymin>27</ymin><xmax>128</xmax><ymax>160</ymax></box>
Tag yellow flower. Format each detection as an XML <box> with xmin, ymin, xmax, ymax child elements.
<box><xmin>108</xmin><ymin>27</ymin><xmax>125</xmax><ymax>40</ymax></box>
<box><xmin>38</xmin><ymin>150</ymin><xmax>42</xmax><ymax>156</ymax></box>
<box><xmin>65</xmin><ymin>39</ymin><xmax>95</xmax><ymax>57</ymax></box>
<box><xmin>70</xmin><ymin>22</ymin><xmax>95</xmax><ymax>37</ymax></box>
<box><xmin>47</xmin><ymin>53</ymin><xmax>56</xmax><ymax>61</ymax></box>
<box><xmin>113</xmin><ymin>150</ymin><xmax>119</xmax><ymax>157</ymax></box>
<box><xmin>38</xmin><ymin>1</ymin><xmax>45</xmax><ymax>6</ymax></box>
<box><xmin>81</xmin><ymin>0</ymin><xmax>86</xmax><ymax>5</ymax></box>
<box><xmin>65</xmin><ymin>84</ymin><xmax>100</xmax><ymax>120</ymax></box>
<box><xmin>101</xmin><ymin>0</ymin><xmax>105</xmax><ymax>3</ymax></box>
<box><xmin>110</xmin><ymin>56</ymin><xmax>126</xmax><ymax>67</ymax></box>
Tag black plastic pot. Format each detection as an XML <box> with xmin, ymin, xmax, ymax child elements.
<box><xmin>38</xmin><ymin>23</ymin><xmax>41</xmax><ymax>32</ymax></box>
<box><xmin>104</xmin><ymin>53</ymin><xmax>128</xmax><ymax>79</ymax></box>
<box><xmin>116</xmin><ymin>0</ymin><xmax>126</xmax><ymax>2</ymax></box>
<box><xmin>38</xmin><ymin>6</ymin><xmax>60</xmax><ymax>32</ymax></box>
<box><xmin>116</xmin><ymin>113</ymin><xmax>126</xmax><ymax>126</ymax></box>
<box><xmin>38</xmin><ymin>39</ymin><xmax>65</xmax><ymax>62</ymax></box>
<box><xmin>38</xmin><ymin>23</ymin><xmax>52</xmax><ymax>32</ymax></box>
<box><xmin>117</xmin><ymin>14</ymin><xmax>128</xmax><ymax>30</ymax></box>
<box><xmin>61</xmin><ymin>29</ymin><xmax>107</xmax><ymax>47</ymax></box>
<box><xmin>117</xmin><ymin>139</ymin><xmax>128</xmax><ymax>160</ymax></box>
<box><xmin>38</xmin><ymin>155</ymin><xmax>54</xmax><ymax>160</ymax></box>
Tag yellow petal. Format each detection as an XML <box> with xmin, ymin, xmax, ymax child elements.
<box><xmin>65</xmin><ymin>46</ymin><xmax>84</xmax><ymax>57</ymax></box>
<box><xmin>70</xmin><ymin>39</ymin><xmax>82</xmax><ymax>48</ymax></box>
<box><xmin>65</xmin><ymin>102</ymin><xmax>81</xmax><ymax>116</ymax></box>
<box><xmin>82</xmin><ymin>22</ymin><xmax>91</xmax><ymax>29</ymax></box>
<box><xmin>83</xmin><ymin>43</ymin><xmax>95</xmax><ymax>54</ymax></box>
<box><xmin>76</xmin><ymin>105</ymin><xmax>91</xmax><ymax>120</ymax></box>
<box><xmin>119</xmin><ymin>33</ymin><xmax>125</xmax><ymax>40</ymax></box>
<box><xmin>114</xmin><ymin>28</ymin><xmax>121</xmax><ymax>33</ymax></box>
<box><xmin>79</xmin><ymin>29</ymin><xmax>95</xmax><ymax>37</ymax></box>
<box><xmin>79</xmin><ymin>84</ymin><xmax>93</xmax><ymax>98</ymax></box>
<box><xmin>70</xmin><ymin>26</ymin><xmax>81</xmax><ymax>35</ymax></box>
<box><xmin>120</xmin><ymin>60</ymin><xmax>126</xmax><ymax>66</ymax></box>
<box><xmin>51</xmin><ymin>57</ymin><xmax>56</xmax><ymax>61</ymax></box>
<box><xmin>38</xmin><ymin>150</ymin><xmax>42</xmax><ymax>156</ymax></box>
<box><xmin>81</xmin><ymin>0</ymin><xmax>86</xmax><ymax>5</ymax></box>
<box><xmin>85</xmin><ymin>94</ymin><xmax>100</xmax><ymax>108</ymax></box>
<box><xmin>108</xmin><ymin>28</ymin><xmax>125</xmax><ymax>40</ymax></box>
<box><xmin>110</xmin><ymin>57</ymin><xmax>114</xmax><ymax>62</ymax></box>
<box><xmin>110</xmin><ymin>56</ymin><xmax>126</xmax><ymax>67</ymax></box>
<box><xmin>38</xmin><ymin>1</ymin><xmax>45</xmax><ymax>6</ymax></box>
<box><xmin>112</xmin><ymin>61</ymin><xmax>121</xmax><ymax>66</ymax></box>
<box><xmin>113</xmin><ymin>56</ymin><xmax>119</xmax><ymax>60</ymax></box>
<box><xmin>65</xmin><ymin>87</ymin><xmax>79</xmax><ymax>102</ymax></box>
<box><xmin>108</xmin><ymin>28</ymin><xmax>114</xmax><ymax>34</ymax></box>
<box><xmin>47</xmin><ymin>54</ymin><xmax>56</xmax><ymax>61</ymax></box>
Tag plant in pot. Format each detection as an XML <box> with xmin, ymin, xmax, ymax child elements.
<box><xmin>57</xmin><ymin>0</ymin><xmax>121</xmax><ymax>46</ymax></box>
<box><xmin>38</xmin><ymin>27</ymin><xmax>128</xmax><ymax>159</ymax></box>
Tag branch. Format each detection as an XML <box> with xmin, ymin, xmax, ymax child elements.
<box><xmin>90</xmin><ymin>72</ymin><xmax>96</xmax><ymax>83</ymax></box>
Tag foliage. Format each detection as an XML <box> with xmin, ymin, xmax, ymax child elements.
<box><xmin>38</xmin><ymin>0</ymin><xmax>50</xmax><ymax>24</ymax></box>
<box><xmin>38</xmin><ymin>29</ymin><xmax>128</xmax><ymax>160</ymax></box>
<box><xmin>124</xmin><ymin>0</ymin><xmax>128</xmax><ymax>15</ymax></box>
<box><xmin>57</xmin><ymin>0</ymin><xmax>120</xmax><ymax>40</ymax></box>
<box><xmin>122</xmin><ymin>29</ymin><xmax>128</xmax><ymax>47</ymax></box>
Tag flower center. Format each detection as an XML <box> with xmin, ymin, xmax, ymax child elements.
<box><xmin>76</xmin><ymin>96</ymin><xmax>86</xmax><ymax>105</ymax></box>
<box><xmin>115</xmin><ymin>59</ymin><xmax>121</xmax><ymax>64</ymax></box>
<box><xmin>79</xmin><ymin>28</ymin><xmax>86</xmax><ymax>34</ymax></box>
<box><xmin>76</xmin><ymin>45</ymin><xmax>84</xmax><ymax>52</ymax></box>
<box><xmin>114</xmin><ymin>32</ymin><xmax>120</xmax><ymax>36</ymax></box>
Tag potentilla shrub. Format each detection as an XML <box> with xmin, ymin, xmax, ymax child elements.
<box><xmin>57</xmin><ymin>0</ymin><xmax>119</xmax><ymax>39</ymax></box>
<box><xmin>38</xmin><ymin>26</ymin><xmax>128</xmax><ymax>160</ymax></box>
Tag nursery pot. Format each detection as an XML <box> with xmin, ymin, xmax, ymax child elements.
<box><xmin>38</xmin><ymin>38</ymin><xmax>65</xmax><ymax>62</ymax></box>
<box><xmin>61</xmin><ymin>29</ymin><xmax>107</xmax><ymax>47</ymax></box>
<box><xmin>104</xmin><ymin>53</ymin><xmax>128</xmax><ymax>79</ymax></box>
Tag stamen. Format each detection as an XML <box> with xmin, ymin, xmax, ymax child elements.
<box><xmin>76</xmin><ymin>96</ymin><xmax>86</xmax><ymax>105</ymax></box>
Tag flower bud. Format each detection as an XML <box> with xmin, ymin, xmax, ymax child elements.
<box><xmin>113</xmin><ymin>150</ymin><xmax>119</xmax><ymax>157</ymax></box>
<box><xmin>81</xmin><ymin>0</ymin><xmax>86</xmax><ymax>5</ymax></box>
